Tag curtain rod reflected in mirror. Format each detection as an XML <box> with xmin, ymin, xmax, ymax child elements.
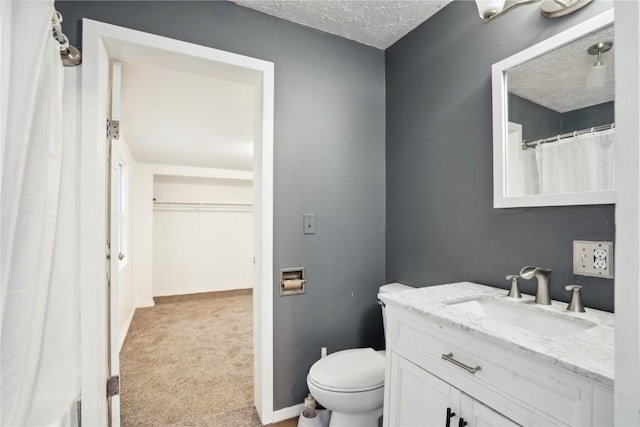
<box><xmin>522</xmin><ymin>122</ymin><xmax>614</xmax><ymax>149</ymax></box>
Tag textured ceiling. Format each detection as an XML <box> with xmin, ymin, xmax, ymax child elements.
<box><xmin>121</xmin><ymin>62</ymin><xmax>255</xmax><ymax>171</ymax></box>
<box><xmin>232</xmin><ymin>0</ymin><xmax>452</xmax><ymax>49</ymax></box>
<box><xmin>508</xmin><ymin>25</ymin><xmax>614</xmax><ymax>113</ymax></box>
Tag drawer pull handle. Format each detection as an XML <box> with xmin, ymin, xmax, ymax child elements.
<box><xmin>445</xmin><ymin>407</ymin><xmax>456</xmax><ymax>427</ymax></box>
<box><xmin>441</xmin><ymin>352</ymin><xmax>481</xmax><ymax>374</ymax></box>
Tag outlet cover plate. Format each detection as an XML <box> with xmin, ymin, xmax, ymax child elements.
<box><xmin>573</xmin><ymin>240</ymin><xmax>614</xmax><ymax>279</ymax></box>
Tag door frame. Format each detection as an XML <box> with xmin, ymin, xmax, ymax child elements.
<box><xmin>79</xmin><ymin>19</ymin><xmax>275</xmax><ymax>425</ymax></box>
<box><xmin>614</xmin><ymin>2</ymin><xmax>640</xmax><ymax>423</ymax></box>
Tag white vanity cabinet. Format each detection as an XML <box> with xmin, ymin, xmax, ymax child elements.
<box><xmin>387</xmin><ymin>353</ymin><xmax>518</xmax><ymax>427</ymax></box>
<box><xmin>382</xmin><ymin>303</ymin><xmax>614</xmax><ymax>427</ymax></box>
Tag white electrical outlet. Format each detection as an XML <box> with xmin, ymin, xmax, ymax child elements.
<box><xmin>573</xmin><ymin>240</ymin><xmax>614</xmax><ymax>279</ymax></box>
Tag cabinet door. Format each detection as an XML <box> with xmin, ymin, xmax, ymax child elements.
<box><xmin>386</xmin><ymin>352</ymin><xmax>461</xmax><ymax>427</ymax></box>
<box><xmin>461</xmin><ymin>395</ymin><xmax>521</xmax><ymax>427</ymax></box>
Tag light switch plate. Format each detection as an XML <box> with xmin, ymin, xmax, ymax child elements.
<box><xmin>303</xmin><ymin>213</ymin><xmax>316</xmax><ymax>235</ymax></box>
<box><xmin>573</xmin><ymin>240</ymin><xmax>614</xmax><ymax>279</ymax></box>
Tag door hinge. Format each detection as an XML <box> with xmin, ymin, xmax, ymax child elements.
<box><xmin>106</xmin><ymin>375</ymin><xmax>120</xmax><ymax>398</ymax></box>
<box><xmin>106</xmin><ymin>118</ymin><xmax>120</xmax><ymax>140</ymax></box>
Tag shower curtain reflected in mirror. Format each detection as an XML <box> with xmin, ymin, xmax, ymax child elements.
<box><xmin>535</xmin><ymin>129</ymin><xmax>615</xmax><ymax>195</ymax></box>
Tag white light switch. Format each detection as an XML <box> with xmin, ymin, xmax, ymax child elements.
<box><xmin>303</xmin><ymin>213</ymin><xmax>316</xmax><ymax>235</ymax></box>
<box><xmin>573</xmin><ymin>240</ymin><xmax>614</xmax><ymax>279</ymax></box>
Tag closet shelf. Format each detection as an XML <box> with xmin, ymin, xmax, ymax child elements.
<box><xmin>153</xmin><ymin>201</ymin><xmax>253</xmax><ymax>212</ymax></box>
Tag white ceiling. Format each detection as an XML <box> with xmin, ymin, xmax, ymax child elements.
<box><xmin>119</xmin><ymin>2</ymin><xmax>612</xmax><ymax>173</ymax></box>
<box><xmin>232</xmin><ymin>0</ymin><xmax>452</xmax><ymax>49</ymax></box>
<box><xmin>508</xmin><ymin>25</ymin><xmax>615</xmax><ymax>113</ymax></box>
<box><xmin>118</xmin><ymin>0</ymin><xmax>453</xmax><ymax>171</ymax></box>
<box><xmin>121</xmin><ymin>62</ymin><xmax>256</xmax><ymax>171</ymax></box>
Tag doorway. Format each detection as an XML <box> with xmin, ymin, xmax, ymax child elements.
<box><xmin>79</xmin><ymin>19</ymin><xmax>275</xmax><ymax>426</ymax></box>
<box><xmin>115</xmin><ymin>56</ymin><xmax>258</xmax><ymax>424</ymax></box>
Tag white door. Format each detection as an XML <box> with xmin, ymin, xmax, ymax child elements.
<box><xmin>386</xmin><ymin>353</ymin><xmax>462</xmax><ymax>427</ymax></box>
<box><xmin>107</xmin><ymin>60</ymin><xmax>123</xmax><ymax>427</ymax></box>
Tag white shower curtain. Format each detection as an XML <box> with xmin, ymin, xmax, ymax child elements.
<box><xmin>535</xmin><ymin>129</ymin><xmax>615</xmax><ymax>194</ymax></box>
<box><xmin>1</xmin><ymin>1</ymin><xmax>78</xmax><ymax>425</ymax></box>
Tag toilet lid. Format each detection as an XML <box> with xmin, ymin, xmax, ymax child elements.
<box><xmin>308</xmin><ymin>348</ymin><xmax>385</xmax><ymax>392</ymax></box>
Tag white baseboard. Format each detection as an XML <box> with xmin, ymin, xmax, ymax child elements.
<box><xmin>135</xmin><ymin>300</ymin><xmax>155</xmax><ymax>308</ymax></box>
<box><xmin>119</xmin><ymin>307</ymin><xmax>136</xmax><ymax>351</ymax></box>
<box><xmin>153</xmin><ymin>286</ymin><xmax>252</xmax><ymax>298</ymax></box>
<box><xmin>270</xmin><ymin>403</ymin><xmax>303</xmax><ymax>424</ymax></box>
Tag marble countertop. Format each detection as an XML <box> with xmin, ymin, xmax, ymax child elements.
<box><xmin>379</xmin><ymin>282</ymin><xmax>614</xmax><ymax>387</ymax></box>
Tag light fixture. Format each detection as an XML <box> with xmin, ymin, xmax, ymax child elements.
<box><xmin>475</xmin><ymin>0</ymin><xmax>507</xmax><ymax>19</ymax></box>
<box><xmin>585</xmin><ymin>41</ymin><xmax>612</xmax><ymax>89</ymax></box>
<box><xmin>475</xmin><ymin>0</ymin><xmax>593</xmax><ymax>23</ymax></box>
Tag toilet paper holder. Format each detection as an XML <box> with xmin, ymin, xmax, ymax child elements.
<box><xmin>280</xmin><ymin>268</ymin><xmax>306</xmax><ymax>296</ymax></box>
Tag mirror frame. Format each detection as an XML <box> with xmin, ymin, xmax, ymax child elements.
<box><xmin>492</xmin><ymin>9</ymin><xmax>615</xmax><ymax>208</ymax></box>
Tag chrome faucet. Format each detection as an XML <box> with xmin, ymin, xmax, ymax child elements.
<box><xmin>519</xmin><ymin>266</ymin><xmax>552</xmax><ymax>305</ymax></box>
<box><xmin>565</xmin><ymin>284</ymin><xmax>586</xmax><ymax>312</ymax></box>
<box><xmin>505</xmin><ymin>274</ymin><xmax>522</xmax><ymax>298</ymax></box>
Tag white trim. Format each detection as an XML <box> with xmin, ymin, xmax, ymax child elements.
<box><xmin>493</xmin><ymin>190</ymin><xmax>616</xmax><ymax>209</ymax></box>
<box><xmin>80</xmin><ymin>21</ymin><xmax>109</xmax><ymax>427</ymax></box>
<box><xmin>119</xmin><ymin>307</ymin><xmax>136</xmax><ymax>352</ymax></box>
<box><xmin>150</xmin><ymin>164</ymin><xmax>253</xmax><ymax>181</ymax></box>
<box><xmin>135</xmin><ymin>300</ymin><xmax>155</xmax><ymax>309</ymax></box>
<box><xmin>492</xmin><ymin>9</ymin><xmax>615</xmax><ymax>208</ymax></box>
<box><xmin>117</xmin><ymin>155</ymin><xmax>129</xmax><ymax>271</ymax></box>
<box><xmin>80</xmin><ymin>19</ymin><xmax>275</xmax><ymax>426</ymax></box>
<box><xmin>271</xmin><ymin>403</ymin><xmax>304</xmax><ymax>424</ymax></box>
<box><xmin>257</xmin><ymin>56</ymin><xmax>275</xmax><ymax>426</ymax></box>
<box><xmin>152</xmin><ymin>287</ymin><xmax>252</xmax><ymax>298</ymax></box>
<box><xmin>614</xmin><ymin>2</ymin><xmax>640</xmax><ymax>424</ymax></box>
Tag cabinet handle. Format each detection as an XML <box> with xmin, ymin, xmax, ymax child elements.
<box><xmin>441</xmin><ymin>352</ymin><xmax>481</xmax><ymax>374</ymax></box>
<box><xmin>445</xmin><ymin>407</ymin><xmax>456</xmax><ymax>427</ymax></box>
<box><xmin>458</xmin><ymin>418</ymin><xmax>468</xmax><ymax>427</ymax></box>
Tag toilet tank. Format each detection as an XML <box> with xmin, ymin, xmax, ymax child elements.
<box><xmin>378</xmin><ymin>283</ymin><xmax>413</xmax><ymax>340</ymax></box>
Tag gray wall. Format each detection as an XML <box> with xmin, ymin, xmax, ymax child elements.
<box><xmin>385</xmin><ymin>1</ymin><xmax>615</xmax><ymax>312</ymax></box>
<box><xmin>509</xmin><ymin>96</ymin><xmax>615</xmax><ymax>140</ymax></box>
<box><xmin>56</xmin><ymin>1</ymin><xmax>386</xmax><ymax>410</ymax></box>
<box><xmin>509</xmin><ymin>94</ymin><xmax>562</xmax><ymax>141</ymax></box>
<box><xmin>562</xmin><ymin>101</ymin><xmax>615</xmax><ymax>132</ymax></box>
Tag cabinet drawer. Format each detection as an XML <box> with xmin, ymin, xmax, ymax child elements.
<box><xmin>389</xmin><ymin>308</ymin><xmax>594</xmax><ymax>426</ymax></box>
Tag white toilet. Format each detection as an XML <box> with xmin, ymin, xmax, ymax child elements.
<box><xmin>306</xmin><ymin>283</ymin><xmax>413</xmax><ymax>427</ymax></box>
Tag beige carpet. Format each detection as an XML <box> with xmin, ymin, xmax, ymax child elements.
<box><xmin>120</xmin><ymin>289</ymin><xmax>269</xmax><ymax>427</ymax></box>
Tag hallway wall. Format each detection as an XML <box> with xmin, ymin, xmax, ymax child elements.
<box><xmin>152</xmin><ymin>176</ymin><xmax>254</xmax><ymax>296</ymax></box>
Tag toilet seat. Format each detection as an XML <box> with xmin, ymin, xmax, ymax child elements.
<box><xmin>307</xmin><ymin>348</ymin><xmax>385</xmax><ymax>393</ymax></box>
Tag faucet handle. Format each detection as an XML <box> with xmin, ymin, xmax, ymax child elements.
<box><xmin>506</xmin><ymin>275</ymin><xmax>522</xmax><ymax>299</ymax></box>
<box><xmin>565</xmin><ymin>284</ymin><xmax>585</xmax><ymax>312</ymax></box>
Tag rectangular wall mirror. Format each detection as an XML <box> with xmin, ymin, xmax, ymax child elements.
<box><xmin>492</xmin><ymin>10</ymin><xmax>615</xmax><ymax>208</ymax></box>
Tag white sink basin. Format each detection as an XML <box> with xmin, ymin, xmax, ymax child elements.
<box><xmin>447</xmin><ymin>298</ymin><xmax>596</xmax><ymax>337</ymax></box>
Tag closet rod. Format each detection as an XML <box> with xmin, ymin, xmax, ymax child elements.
<box><xmin>153</xmin><ymin>201</ymin><xmax>253</xmax><ymax>207</ymax></box>
<box><xmin>153</xmin><ymin>201</ymin><xmax>253</xmax><ymax>212</ymax></box>
<box><xmin>522</xmin><ymin>122</ymin><xmax>615</xmax><ymax>150</ymax></box>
